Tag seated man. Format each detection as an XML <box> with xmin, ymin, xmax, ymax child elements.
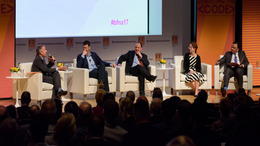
<box><xmin>32</xmin><ymin>45</ymin><xmax>67</xmax><ymax>99</ymax></box>
<box><xmin>215</xmin><ymin>42</ymin><xmax>249</xmax><ymax>97</ymax></box>
<box><xmin>76</xmin><ymin>40</ymin><xmax>116</xmax><ymax>92</ymax></box>
<box><xmin>117</xmin><ymin>43</ymin><xmax>157</xmax><ymax>96</ymax></box>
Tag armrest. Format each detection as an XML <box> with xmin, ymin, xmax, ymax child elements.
<box><xmin>68</xmin><ymin>67</ymin><xmax>89</xmax><ymax>94</ymax></box>
<box><xmin>116</xmin><ymin>66</ymin><xmax>125</xmax><ymax>91</ymax></box>
<box><xmin>214</xmin><ymin>65</ymin><xmax>220</xmax><ymax>89</ymax></box>
<box><xmin>148</xmin><ymin>65</ymin><xmax>156</xmax><ymax>76</ymax></box>
<box><xmin>58</xmin><ymin>71</ymin><xmax>64</xmax><ymax>89</ymax></box>
<box><xmin>169</xmin><ymin>63</ymin><xmax>181</xmax><ymax>89</ymax></box>
<box><xmin>169</xmin><ymin>63</ymin><xmax>175</xmax><ymax>68</ymax></box>
<box><xmin>106</xmin><ymin>67</ymin><xmax>116</xmax><ymax>92</ymax></box>
<box><xmin>247</xmin><ymin>64</ymin><xmax>253</xmax><ymax>90</ymax></box>
<box><xmin>201</xmin><ymin>63</ymin><xmax>212</xmax><ymax>88</ymax></box>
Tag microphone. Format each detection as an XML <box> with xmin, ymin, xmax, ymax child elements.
<box><xmin>48</xmin><ymin>54</ymin><xmax>55</xmax><ymax>62</ymax></box>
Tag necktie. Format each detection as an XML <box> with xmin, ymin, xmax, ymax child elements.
<box><xmin>138</xmin><ymin>56</ymin><xmax>144</xmax><ymax>67</ymax></box>
<box><xmin>43</xmin><ymin>59</ymin><xmax>46</xmax><ymax>65</ymax></box>
<box><xmin>234</xmin><ymin>54</ymin><xmax>237</xmax><ymax>63</ymax></box>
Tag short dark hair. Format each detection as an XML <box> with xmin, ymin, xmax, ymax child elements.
<box><xmin>36</xmin><ymin>45</ymin><xmax>44</xmax><ymax>55</ymax></box>
<box><xmin>233</xmin><ymin>42</ymin><xmax>239</xmax><ymax>49</ymax></box>
<box><xmin>21</xmin><ymin>91</ymin><xmax>31</xmax><ymax>105</ymax></box>
<box><xmin>152</xmin><ymin>87</ymin><xmax>163</xmax><ymax>100</ymax></box>
<box><xmin>83</xmin><ymin>40</ymin><xmax>91</xmax><ymax>46</ymax></box>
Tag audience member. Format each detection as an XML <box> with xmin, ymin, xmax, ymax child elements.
<box><xmin>75</xmin><ymin>102</ymin><xmax>92</xmax><ymax>145</ymax></box>
<box><xmin>84</xmin><ymin>115</ymin><xmax>109</xmax><ymax>146</ymax></box>
<box><xmin>17</xmin><ymin>91</ymin><xmax>31</xmax><ymax>120</ymax></box>
<box><xmin>46</xmin><ymin>113</ymin><xmax>77</xmax><ymax>146</ymax></box>
<box><xmin>103</xmin><ymin>92</ymin><xmax>115</xmax><ymax>104</ymax></box>
<box><xmin>41</xmin><ymin>99</ymin><xmax>57</xmax><ymax>135</ymax></box>
<box><xmin>136</xmin><ymin>95</ymin><xmax>148</xmax><ymax>103</ymax></box>
<box><xmin>0</xmin><ymin>117</ymin><xmax>18</xmax><ymax>146</ymax></box>
<box><xmin>103</xmin><ymin>100</ymin><xmax>127</xmax><ymax>145</ymax></box>
<box><xmin>93</xmin><ymin>89</ymin><xmax>106</xmax><ymax>116</ymax></box>
<box><xmin>64</xmin><ymin>101</ymin><xmax>79</xmax><ymax>121</ymax></box>
<box><xmin>7</xmin><ymin>105</ymin><xmax>18</xmax><ymax>119</ymax></box>
<box><xmin>124</xmin><ymin>98</ymin><xmax>159</xmax><ymax>146</ymax></box>
<box><xmin>176</xmin><ymin>99</ymin><xmax>193</xmax><ymax>133</ymax></box>
<box><xmin>0</xmin><ymin>105</ymin><xmax>7</xmax><ymax>124</ymax></box>
<box><xmin>149</xmin><ymin>98</ymin><xmax>163</xmax><ymax>125</ymax></box>
<box><xmin>30</xmin><ymin>104</ymin><xmax>40</xmax><ymax>119</ymax></box>
<box><xmin>152</xmin><ymin>87</ymin><xmax>163</xmax><ymax>100</ymax></box>
<box><xmin>29</xmin><ymin>113</ymin><xmax>49</xmax><ymax>146</ymax></box>
<box><xmin>126</xmin><ymin>90</ymin><xmax>135</xmax><ymax>102</ymax></box>
<box><xmin>166</xmin><ymin>135</ymin><xmax>195</xmax><ymax>146</ymax></box>
<box><xmin>119</xmin><ymin>97</ymin><xmax>135</xmax><ymax>133</ymax></box>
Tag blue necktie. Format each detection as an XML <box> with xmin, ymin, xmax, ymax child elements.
<box><xmin>234</xmin><ymin>54</ymin><xmax>237</xmax><ymax>63</ymax></box>
<box><xmin>43</xmin><ymin>59</ymin><xmax>47</xmax><ymax>65</ymax></box>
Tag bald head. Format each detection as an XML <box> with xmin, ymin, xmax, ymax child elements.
<box><xmin>79</xmin><ymin>102</ymin><xmax>92</xmax><ymax>120</ymax></box>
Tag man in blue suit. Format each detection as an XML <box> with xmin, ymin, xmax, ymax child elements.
<box><xmin>215</xmin><ymin>42</ymin><xmax>249</xmax><ymax>97</ymax></box>
<box><xmin>77</xmin><ymin>40</ymin><xmax>116</xmax><ymax>92</ymax></box>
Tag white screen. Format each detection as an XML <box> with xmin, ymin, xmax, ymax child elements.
<box><xmin>16</xmin><ymin>0</ymin><xmax>161</xmax><ymax>38</ymax></box>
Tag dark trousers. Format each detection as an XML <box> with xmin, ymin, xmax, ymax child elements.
<box><xmin>224</xmin><ymin>67</ymin><xmax>244</xmax><ymax>88</ymax></box>
<box><xmin>90</xmin><ymin>63</ymin><xmax>109</xmax><ymax>92</ymax></box>
<box><xmin>43</xmin><ymin>71</ymin><xmax>61</xmax><ymax>98</ymax></box>
<box><xmin>130</xmin><ymin>65</ymin><xmax>153</xmax><ymax>96</ymax></box>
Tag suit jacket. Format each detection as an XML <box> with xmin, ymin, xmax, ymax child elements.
<box><xmin>31</xmin><ymin>55</ymin><xmax>56</xmax><ymax>76</ymax></box>
<box><xmin>76</xmin><ymin>51</ymin><xmax>111</xmax><ymax>69</ymax></box>
<box><xmin>218</xmin><ymin>51</ymin><xmax>249</xmax><ymax>69</ymax></box>
<box><xmin>184</xmin><ymin>53</ymin><xmax>202</xmax><ymax>74</ymax></box>
<box><xmin>117</xmin><ymin>50</ymin><xmax>149</xmax><ymax>74</ymax></box>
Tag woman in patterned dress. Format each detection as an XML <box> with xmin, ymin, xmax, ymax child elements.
<box><xmin>184</xmin><ymin>42</ymin><xmax>205</xmax><ymax>97</ymax></box>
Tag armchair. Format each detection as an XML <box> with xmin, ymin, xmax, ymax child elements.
<box><xmin>214</xmin><ymin>55</ymin><xmax>253</xmax><ymax>96</ymax></box>
<box><xmin>116</xmin><ymin>61</ymin><xmax>156</xmax><ymax>97</ymax></box>
<box><xmin>13</xmin><ymin>62</ymin><xmax>64</xmax><ymax>105</ymax></box>
<box><xmin>68</xmin><ymin>59</ymin><xmax>116</xmax><ymax>100</ymax></box>
<box><xmin>169</xmin><ymin>56</ymin><xmax>212</xmax><ymax>95</ymax></box>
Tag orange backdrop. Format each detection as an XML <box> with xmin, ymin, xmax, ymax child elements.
<box><xmin>197</xmin><ymin>0</ymin><xmax>236</xmax><ymax>86</ymax></box>
<box><xmin>242</xmin><ymin>0</ymin><xmax>260</xmax><ymax>86</ymax></box>
<box><xmin>0</xmin><ymin>1</ymin><xmax>15</xmax><ymax>98</ymax></box>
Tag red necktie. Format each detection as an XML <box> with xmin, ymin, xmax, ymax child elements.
<box><xmin>138</xmin><ymin>56</ymin><xmax>143</xmax><ymax>67</ymax></box>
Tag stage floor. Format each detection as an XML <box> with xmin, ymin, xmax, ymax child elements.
<box><xmin>1</xmin><ymin>87</ymin><xmax>259</xmax><ymax>108</ymax></box>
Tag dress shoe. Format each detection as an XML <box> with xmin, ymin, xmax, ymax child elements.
<box><xmin>57</xmin><ymin>90</ymin><xmax>67</xmax><ymax>97</ymax></box>
<box><xmin>150</xmin><ymin>75</ymin><xmax>157</xmax><ymax>82</ymax></box>
<box><xmin>221</xmin><ymin>87</ymin><xmax>226</xmax><ymax>97</ymax></box>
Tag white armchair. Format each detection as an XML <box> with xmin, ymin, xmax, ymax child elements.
<box><xmin>13</xmin><ymin>62</ymin><xmax>64</xmax><ymax>105</ymax></box>
<box><xmin>116</xmin><ymin>61</ymin><xmax>156</xmax><ymax>97</ymax></box>
<box><xmin>169</xmin><ymin>56</ymin><xmax>212</xmax><ymax>95</ymax></box>
<box><xmin>68</xmin><ymin>59</ymin><xmax>116</xmax><ymax>100</ymax></box>
<box><xmin>214</xmin><ymin>55</ymin><xmax>253</xmax><ymax>96</ymax></box>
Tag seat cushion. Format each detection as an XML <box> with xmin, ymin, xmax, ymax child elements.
<box><xmin>219</xmin><ymin>73</ymin><xmax>248</xmax><ymax>82</ymax></box>
<box><xmin>89</xmin><ymin>76</ymin><xmax>112</xmax><ymax>86</ymax></box>
<box><xmin>125</xmin><ymin>75</ymin><xmax>149</xmax><ymax>83</ymax></box>
<box><xmin>42</xmin><ymin>82</ymin><xmax>53</xmax><ymax>91</ymax></box>
<box><xmin>180</xmin><ymin>73</ymin><xmax>207</xmax><ymax>82</ymax></box>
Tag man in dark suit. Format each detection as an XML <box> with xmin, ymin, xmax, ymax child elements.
<box><xmin>32</xmin><ymin>45</ymin><xmax>67</xmax><ymax>99</ymax></box>
<box><xmin>215</xmin><ymin>42</ymin><xmax>249</xmax><ymax>97</ymax></box>
<box><xmin>77</xmin><ymin>40</ymin><xmax>116</xmax><ymax>92</ymax></box>
<box><xmin>117</xmin><ymin>43</ymin><xmax>157</xmax><ymax>96</ymax></box>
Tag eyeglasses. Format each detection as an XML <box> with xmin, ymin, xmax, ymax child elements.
<box><xmin>188</xmin><ymin>46</ymin><xmax>192</xmax><ymax>49</ymax></box>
